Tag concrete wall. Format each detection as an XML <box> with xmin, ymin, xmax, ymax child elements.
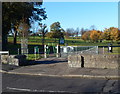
<box><xmin>1</xmin><ymin>55</ymin><xmax>17</xmax><ymax>65</ymax></box>
<box><xmin>68</xmin><ymin>54</ymin><xmax>120</xmax><ymax>69</ymax></box>
<box><xmin>1</xmin><ymin>55</ymin><xmax>27</xmax><ymax>66</ymax></box>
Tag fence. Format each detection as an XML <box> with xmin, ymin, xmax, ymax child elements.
<box><xmin>60</xmin><ymin>46</ymin><xmax>98</xmax><ymax>57</ymax></box>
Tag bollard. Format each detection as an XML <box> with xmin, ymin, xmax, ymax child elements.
<box><xmin>18</xmin><ymin>48</ymin><xmax>20</xmax><ymax>55</ymax></box>
<box><xmin>108</xmin><ymin>43</ymin><xmax>112</xmax><ymax>53</ymax></box>
<box><xmin>34</xmin><ymin>47</ymin><xmax>36</xmax><ymax>60</ymax></box>
<box><xmin>44</xmin><ymin>45</ymin><xmax>47</xmax><ymax>58</ymax></box>
<box><xmin>38</xmin><ymin>48</ymin><xmax>40</xmax><ymax>58</ymax></box>
<box><xmin>56</xmin><ymin>45</ymin><xmax>59</xmax><ymax>57</ymax></box>
<box><xmin>103</xmin><ymin>47</ymin><xmax>104</xmax><ymax>54</ymax></box>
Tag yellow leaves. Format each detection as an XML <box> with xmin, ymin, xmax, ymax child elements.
<box><xmin>81</xmin><ymin>27</ymin><xmax>120</xmax><ymax>42</ymax></box>
<box><xmin>114</xmin><ymin>29</ymin><xmax>120</xmax><ymax>41</ymax></box>
<box><xmin>90</xmin><ymin>30</ymin><xmax>101</xmax><ymax>42</ymax></box>
<box><xmin>81</xmin><ymin>31</ymin><xmax>91</xmax><ymax>41</ymax></box>
<box><xmin>103</xmin><ymin>27</ymin><xmax>120</xmax><ymax>41</ymax></box>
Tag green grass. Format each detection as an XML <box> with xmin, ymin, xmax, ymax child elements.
<box><xmin>104</xmin><ymin>47</ymin><xmax>120</xmax><ymax>54</ymax></box>
<box><xmin>7</xmin><ymin>36</ymin><xmax>120</xmax><ymax>55</ymax></box>
<box><xmin>8</xmin><ymin>36</ymin><xmax>120</xmax><ymax>46</ymax></box>
<box><xmin>27</xmin><ymin>54</ymin><xmax>42</xmax><ymax>60</ymax></box>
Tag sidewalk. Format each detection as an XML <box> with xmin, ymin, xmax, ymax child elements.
<box><xmin>1</xmin><ymin>57</ymin><xmax>120</xmax><ymax>79</ymax></box>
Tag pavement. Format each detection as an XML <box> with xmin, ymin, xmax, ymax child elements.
<box><xmin>1</xmin><ymin>57</ymin><xmax>120</xmax><ymax>79</ymax></box>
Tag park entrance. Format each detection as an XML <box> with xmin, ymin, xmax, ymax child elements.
<box><xmin>44</xmin><ymin>45</ymin><xmax>98</xmax><ymax>58</ymax></box>
<box><xmin>44</xmin><ymin>44</ymin><xmax>60</xmax><ymax>58</ymax></box>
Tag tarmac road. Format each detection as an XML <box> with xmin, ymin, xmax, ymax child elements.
<box><xmin>2</xmin><ymin>73</ymin><xmax>120</xmax><ymax>94</ymax></box>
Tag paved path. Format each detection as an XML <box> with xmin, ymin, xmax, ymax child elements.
<box><xmin>1</xmin><ymin>57</ymin><xmax>120</xmax><ymax>93</ymax></box>
<box><xmin>1</xmin><ymin>57</ymin><xmax>120</xmax><ymax>79</ymax></box>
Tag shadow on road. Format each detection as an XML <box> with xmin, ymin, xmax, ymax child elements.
<box><xmin>28</xmin><ymin>58</ymin><xmax>68</xmax><ymax>65</ymax></box>
<box><xmin>1</xmin><ymin>58</ymin><xmax>68</xmax><ymax>71</ymax></box>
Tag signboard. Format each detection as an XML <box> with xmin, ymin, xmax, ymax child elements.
<box><xmin>34</xmin><ymin>46</ymin><xmax>39</xmax><ymax>53</ymax></box>
<box><xmin>59</xmin><ymin>38</ymin><xmax>65</xmax><ymax>44</ymax></box>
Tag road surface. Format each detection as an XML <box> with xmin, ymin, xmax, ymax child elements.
<box><xmin>2</xmin><ymin>73</ymin><xmax>120</xmax><ymax>94</ymax></box>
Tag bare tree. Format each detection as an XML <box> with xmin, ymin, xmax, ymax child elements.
<box><xmin>75</xmin><ymin>27</ymin><xmax>80</xmax><ymax>37</ymax></box>
<box><xmin>66</xmin><ymin>28</ymin><xmax>75</xmax><ymax>37</ymax></box>
<box><xmin>80</xmin><ymin>28</ymin><xmax>88</xmax><ymax>36</ymax></box>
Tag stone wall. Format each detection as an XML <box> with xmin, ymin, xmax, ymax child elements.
<box><xmin>68</xmin><ymin>54</ymin><xmax>120</xmax><ymax>69</ymax></box>
<box><xmin>1</xmin><ymin>55</ymin><xmax>27</xmax><ymax>66</ymax></box>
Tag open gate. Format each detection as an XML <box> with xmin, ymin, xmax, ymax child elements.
<box><xmin>44</xmin><ymin>44</ymin><xmax>60</xmax><ymax>58</ymax></box>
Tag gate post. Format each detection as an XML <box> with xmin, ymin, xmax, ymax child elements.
<box><xmin>56</xmin><ymin>45</ymin><xmax>60</xmax><ymax>57</ymax></box>
<box><xmin>44</xmin><ymin>45</ymin><xmax>47</xmax><ymax>58</ymax></box>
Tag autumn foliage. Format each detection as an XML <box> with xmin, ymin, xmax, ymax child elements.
<box><xmin>81</xmin><ymin>27</ymin><xmax>120</xmax><ymax>42</ymax></box>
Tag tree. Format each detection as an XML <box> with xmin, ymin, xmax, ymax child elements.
<box><xmin>74</xmin><ymin>27</ymin><xmax>80</xmax><ymax>37</ymax></box>
<box><xmin>114</xmin><ymin>29</ymin><xmax>120</xmax><ymax>41</ymax></box>
<box><xmin>2</xmin><ymin>2</ymin><xmax>47</xmax><ymax>50</ymax></box>
<box><xmin>65</xmin><ymin>28</ymin><xmax>75</xmax><ymax>37</ymax></box>
<box><xmin>18</xmin><ymin>20</ymin><xmax>30</xmax><ymax>39</ymax></box>
<box><xmin>102</xmin><ymin>30</ymin><xmax>111</xmax><ymax>40</ymax></box>
<box><xmin>98</xmin><ymin>31</ymin><xmax>103</xmax><ymax>42</ymax></box>
<box><xmin>49</xmin><ymin>22</ymin><xmax>64</xmax><ymax>39</ymax></box>
<box><xmin>80</xmin><ymin>28</ymin><xmax>85</xmax><ymax>36</ymax></box>
<box><xmin>38</xmin><ymin>23</ymin><xmax>48</xmax><ymax>45</ymax></box>
<box><xmin>81</xmin><ymin>31</ymin><xmax>91</xmax><ymax>42</ymax></box>
<box><xmin>90</xmin><ymin>30</ymin><xmax>101</xmax><ymax>42</ymax></box>
<box><xmin>109</xmin><ymin>27</ymin><xmax>120</xmax><ymax>41</ymax></box>
<box><xmin>103</xmin><ymin>27</ymin><xmax>117</xmax><ymax>41</ymax></box>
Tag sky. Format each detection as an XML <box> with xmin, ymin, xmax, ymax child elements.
<box><xmin>39</xmin><ymin>2</ymin><xmax>118</xmax><ymax>32</ymax></box>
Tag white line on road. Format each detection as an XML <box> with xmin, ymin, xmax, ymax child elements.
<box><xmin>7</xmin><ymin>87</ymin><xmax>31</xmax><ymax>92</ymax></box>
<box><xmin>6</xmin><ymin>87</ymin><xmax>77</xmax><ymax>93</ymax></box>
<box><xmin>1</xmin><ymin>71</ymin><xmax>120</xmax><ymax>79</ymax></box>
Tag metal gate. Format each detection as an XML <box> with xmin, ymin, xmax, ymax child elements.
<box><xmin>60</xmin><ymin>46</ymin><xmax>98</xmax><ymax>57</ymax></box>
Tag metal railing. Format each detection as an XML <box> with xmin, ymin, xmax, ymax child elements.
<box><xmin>60</xmin><ymin>46</ymin><xmax>98</xmax><ymax>57</ymax></box>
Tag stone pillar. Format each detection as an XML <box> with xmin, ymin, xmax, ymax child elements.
<box><xmin>96</xmin><ymin>46</ymin><xmax>99</xmax><ymax>54</ymax></box>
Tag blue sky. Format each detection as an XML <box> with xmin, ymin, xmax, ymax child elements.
<box><xmin>40</xmin><ymin>2</ymin><xmax>118</xmax><ymax>32</ymax></box>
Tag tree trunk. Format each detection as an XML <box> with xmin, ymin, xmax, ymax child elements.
<box><xmin>2</xmin><ymin>32</ymin><xmax>8</xmax><ymax>51</ymax></box>
<box><xmin>13</xmin><ymin>30</ymin><xmax>17</xmax><ymax>45</ymax></box>
<box><xmin>42</xmin><ymin>35</ymin><xmax>45</xmax><ymax>46</ymax></box>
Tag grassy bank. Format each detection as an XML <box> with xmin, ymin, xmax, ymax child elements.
<box><xmin>8</xmin><ymin>36</ymin><xmax>120</xmax><ymax>46</ymax></box>
<box><xmin>6</xmin><ymin>36</ymin><xmax>120</xmax><ymax>57</ymax></box>
<box><xmin>104</xmin><ymin>47</ymin><xmax>120</xmax><ymax>54</ymax></box>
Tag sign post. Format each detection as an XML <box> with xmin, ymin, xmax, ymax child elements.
<box><xmin>59</xmin><ymin>38</ymin><xmax>65</xmax><ymax>45</ymax></box>
<box><xmin>58</xmin><ymin>38</ymin><xmax>65</xmax><ymax>57</ymax></box>
<box><xmin>34</xmin><ymin>46</ymin><xmax>39</xmax><ymax>60</ymax></box>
